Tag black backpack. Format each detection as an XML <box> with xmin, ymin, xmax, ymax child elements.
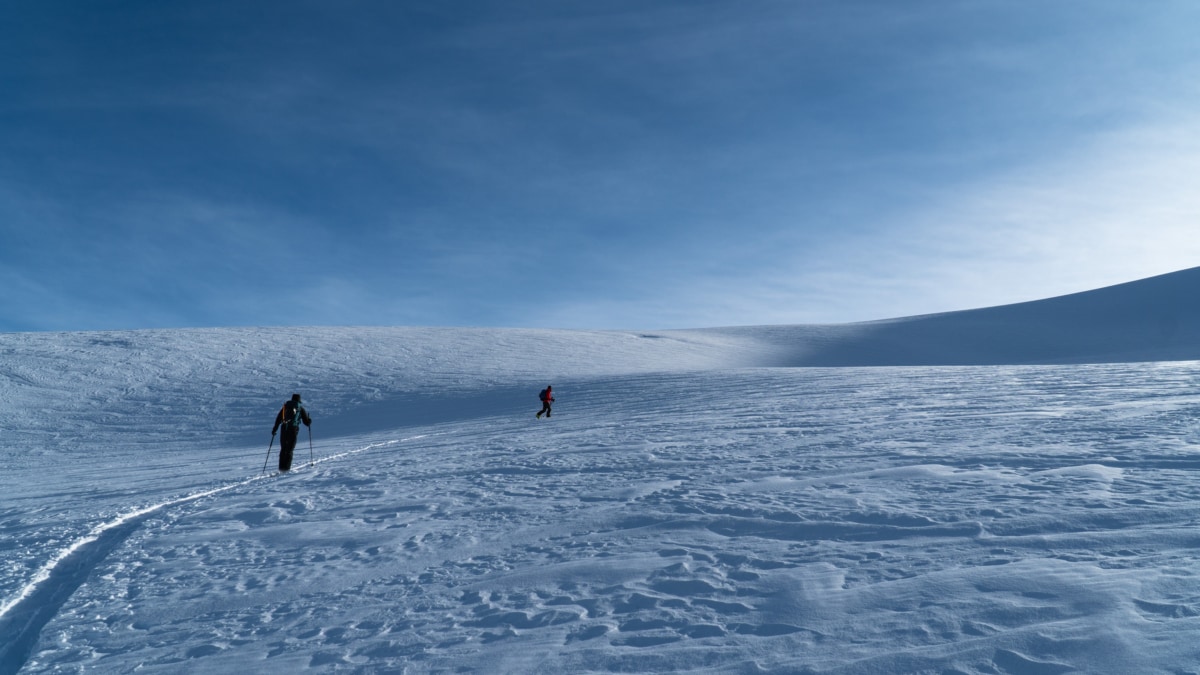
<box><xmin>281</xmin><ymin>400</ymin><xmax>302</xmax><ymax>429</ymax></box>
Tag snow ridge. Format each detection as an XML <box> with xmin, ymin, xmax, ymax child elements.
<box><xmin>717</xmin><ymin>265</ymin><xmax>1200</xmax><ymax>366</ymax></box>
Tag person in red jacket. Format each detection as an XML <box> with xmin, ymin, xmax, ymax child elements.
<box><xmin>536</xmin><ymin>385</ymin><xmax>555</xmax><ymax>418</ymax></box>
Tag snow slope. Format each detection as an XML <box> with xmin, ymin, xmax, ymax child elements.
<box><xmin>3</xmin><ymin>269</ymin><xmax>1200</xmax><ymax>673</ymax></box>
<box><xmin>728</xmin><ymin>266</ymin><xmax>1200</xmax><ymax>366</ymax></box>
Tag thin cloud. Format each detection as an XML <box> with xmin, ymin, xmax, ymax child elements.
<box><xmin>4</xmin><ymin>2</ymin><xmax>1200</xmax><ymax>330</ymax></box>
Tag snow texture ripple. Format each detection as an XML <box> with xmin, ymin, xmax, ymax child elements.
<box><xmin>4</xmin><ymin>269</ymin><xmax>1200</xmax><ymax>673</ymax></box>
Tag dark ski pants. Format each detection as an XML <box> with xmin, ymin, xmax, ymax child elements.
<box><xmin>537</xmin><ymin>402</ymin><xmax>552</xmax><ymax>418</ymax></box>
<box><xmin>279</xmin><ymin>427</ymin><xmax>299</xmax><ymax>471</ymax></box>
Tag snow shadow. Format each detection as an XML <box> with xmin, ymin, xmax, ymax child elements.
<box><xmin>730</xmin><ymin>266</ymin><xmax>1200</xmax><ymax>366</ymax></box>
<box><xmin>0</xmin><ymin>516</ymin><xmax>146</xmax><ymax>675</ymax></box>
<box><xmin>317</xmin><ymin>384</ymin><xmax>540</xmax><ymax>439</ymax></box>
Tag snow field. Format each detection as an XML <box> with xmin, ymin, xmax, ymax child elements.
<box><xmin>2</xmin><ymin>342</ymin><xmax>1199</xmax><ymax>672</ymax></box>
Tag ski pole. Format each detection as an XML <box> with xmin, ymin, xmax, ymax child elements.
<box><xmin>308</xmin><ymin>425</ymin><xmax>314</xmax><ymax>467</ymax></box>
<box><xmin>262</xmin><ymin>434</ymin><xmax>275</xmax><ymax>475</ymax></box>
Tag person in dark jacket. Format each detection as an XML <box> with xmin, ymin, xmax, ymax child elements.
<box><xmin>536</xmin><ymin>385</ymin><xmax>555</xmax><ymax>419</ymax></box>
<box><xmin>272</xmin><ymin>393</ymin><xmax>312</xmax><ymax>471</ymax></box>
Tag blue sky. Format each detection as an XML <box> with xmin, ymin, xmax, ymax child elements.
<box><xmin>4</xmin><ymin>1</ymin><xmax>1200</xmax><ymax>332</ymax></box>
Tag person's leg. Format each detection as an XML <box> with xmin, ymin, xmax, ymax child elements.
<box><xmin>279</xmin><ymin>429</ymin><xmax>297</xmax><ymax>471</ymax></box>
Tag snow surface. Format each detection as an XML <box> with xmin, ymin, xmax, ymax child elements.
<box><xmin>4</xmin><ymin>269</ymin><xmax>1200</xmax><ymax>673</ymax></box>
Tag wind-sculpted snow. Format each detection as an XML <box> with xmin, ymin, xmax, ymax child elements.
<box><xmin>5</xmin><ymin>269</ymin><xmax>1200</xmax><ymax>672</ymax></box>
<box><xmin>0</xmin><ymin>326</ymin><xmax>769</xmax><ymax>457</ymax></box>
<box><xmin>3</xmin><ymin>324</ymin><xmax>1200</xmax><ymax>673</ymax></box>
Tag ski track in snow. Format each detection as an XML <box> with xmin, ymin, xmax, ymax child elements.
<box><xmin>4</xmin><ymin>328</ymin><xmax>1200</xmax><ymax>673</ymax></box>
<box><xmin>0</xmin><ymin>436</ymin><xmax>430</xmax><ymax>675</ymax></box>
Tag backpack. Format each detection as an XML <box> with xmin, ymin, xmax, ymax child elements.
<box><xmin>539</xmin><ymin>388</ymin><xmax>549</xmax><ymax>402</ymax></box>
<box><xmin>281</xmin><ymin>400</ymin><xmax>302</xmax><ymax>429</ymax></box>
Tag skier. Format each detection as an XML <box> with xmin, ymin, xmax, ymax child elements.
<box><xmin>272</xmin><ymin>393</ymin><xmax>312</xmax><ymax>472</ymax></box>
<box><xmin>536</xmin><ymin>385</ymin><xmax>555</xmax><ymax>419</ymax></box>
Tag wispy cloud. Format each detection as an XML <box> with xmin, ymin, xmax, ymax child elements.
<box><xmin>744</xmin><ymin>113</ymin><xmax>1200</xmax><ymax>325</ymax></box>
<box><xmin>4</xmin><ymin>1</ymin><xmax>1200</xmax><ymax>331</ymax></box>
